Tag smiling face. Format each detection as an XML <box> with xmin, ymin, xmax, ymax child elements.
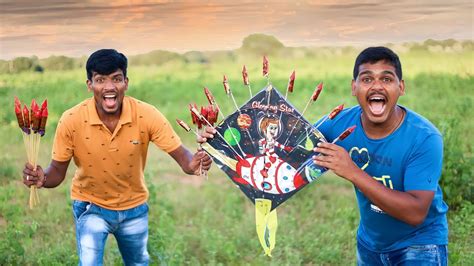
<box><xmin>352</xmin><ymin>60</ymin><xmax>405</xmax><ymax>126</ymax></box>
<box><xmin>87</xmin><ymin>69</ymin><xmax>128</xmax><ymax>117</ymax></box>
<box><xmin>266</xmin><ymin>122</ymin><xmax>279</xmax><ymax>140</ymax></box>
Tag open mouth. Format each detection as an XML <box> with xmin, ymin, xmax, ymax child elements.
<box><xmin>367</xmin><ymin>94</ymin><xmax>386</xmax><ymax>116</ymax></box>
<box><xmin>103</xmin><ymin>93</ymin><xmax>117</xmax><ymax>109</ymax></box>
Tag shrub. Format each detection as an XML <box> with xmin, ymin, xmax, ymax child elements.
<box><xmin>439</xmin><ymin>112</ymin><xmax>473</xmax><ymax>210</ymax></box>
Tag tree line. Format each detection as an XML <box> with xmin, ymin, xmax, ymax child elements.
<box><xmin>1</xmin><ymin>34</ymin><xmax>472</xmax><ymax>74</ymax></box>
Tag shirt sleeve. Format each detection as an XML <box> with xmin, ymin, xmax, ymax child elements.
<box><xmin>52</xmin><ymin>113</ymin><xmax>74</xmax><ymax>162</ymax></box>
<box><xmin>404</xmin><ymin>134</ymin><xmax>443</xmax><ymax>191</ymax></box>
<box><xmin>149</xmin><ymin>107</ymin><xmax>182</xmax><ymax>153</ymax></box>
<box><xmin>314</xmin><ymin>115</ymin><xmax>333</xmax><ymax>141</ymax></box>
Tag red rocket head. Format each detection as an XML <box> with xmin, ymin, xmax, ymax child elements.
<box><xmin>287</xmin><ymin>70</ymin><xmax>296</xmax><ymax>93</ymax></box>
<box><xmin>311</xmin><ymin>82</ymin><xmax>324</xmax><ymax>101</ymax></box>
<box><xmin>328</xmin><ymin>104</ymin><xmax>344</xmax><ymax>119</ymax></box>
<box><xmin>223</xmin><ymin>75</ymin><xmax>230</xmax><ymax>95</ymax></box>
<box><xmin>242</xmin><ymin>65</ymin><xmax>249</xmax><ymax>85</ymax></box>
<box><xmin>263</xmin><ymin>56</ymin><xmax>269</xmax><ymax>77</ymax></box>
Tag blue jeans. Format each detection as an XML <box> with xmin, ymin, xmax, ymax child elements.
<box><xmin>73</xmin><ymin>200</ymin><xmax>150</xmax><ymax>266</ymax></box>
<box><xmin>357</xmin><ymin>241</ymin><xmax>447</xmax><ymax>266</ymax></box>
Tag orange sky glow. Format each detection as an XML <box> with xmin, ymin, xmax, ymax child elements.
<box><xmin>0</xmin><ymin>0</ymin><xmax>472</xmax><ymax>59</ymax></box>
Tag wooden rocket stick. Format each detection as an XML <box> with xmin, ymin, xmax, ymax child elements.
<box><xmin>277</xmin><ymin>70</ymin><xmax>297</xmax><ymax>130</ymax></box>
<box><xmin>222</xmin><ymin>75</ymin><xmax>244</xmax><ymax>113</ymax></box>
<box><xmin>204</xmin><ymin>87</ymin><xmax>246</xmax><ymax>157</ymax></box>
<box><xmin>190</xmin><ymin>107</ymin><xmax>244</xmax><ymax>160</ymax></box>
<box><xmin>313</xmin><ymin>104</ymin><xmax>344</xmax><ymax>130</ymax></box>
<box><xmin>284</xmin><ymin>70</ymin><xmax>296</xmax><ymax>100</ymax></box>
<box><xmin>176</xmin><ymin>119</ymin><xmax>239</xmax><ymax>172</ymax></box>
<box><xmin>262</xmin><ymin>55</ymin><xmax>270</xmax><ymax>85</ymax></box>
<box><xmin>176</xmin><ymin>119</ymin><xmax>208</xmax><ymax>177</ymax></box>
<box><xmin>242</xmin><ymin>65</ymin><xmax>253</xmax><ymax>97</ymax></box>
<box><xmin>291</xmin><ymin>104</ymin><xmax>344</xmax><ymax>151</ymax></box>
<box><xmin>222</xmin><ymin>75</ymin><xmax>258</xmax><ymax>154</ymax></box>
<box><xmin>282</xmin><ymin>82</ymin><xmax>324</xmax><ymax>147</ymax></box>
<box><xmin>295</xmin><ymin>125</ymin><xmax>356</xmax><ymax>174</ymax></box>
<box><xmin>331</xmin><ymin>125</ymin><xmax>356</xmax><ymax>144</ymax></box>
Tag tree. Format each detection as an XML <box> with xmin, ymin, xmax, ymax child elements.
<box><xmin>183</xmin><ymin>51</ymin><xmax>209</xmax><ymax>64</ymax></box>
<box><xmin>41</xmin><ymin>55</ymin><xmax>75</xmax><ymax>71</ymax></box>
<box><xmin>129</xmin><ymin>50</ymin><xmax>183</xmax><ymax>66</ymax></box>
<box><xmin>9</xmin><ymin>56</ymin><xmax>42</xmax><ymax>73</ymax></box>
<box><xmin>240</xmin><ymin>34</ymin><xmax>285</xmax><ymax>55</ymax></box>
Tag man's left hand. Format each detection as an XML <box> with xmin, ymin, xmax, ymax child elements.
<box><xmin>190</xmin><ymin>149</ymin><xmax>212</xmax><ymax>175</ymax></box>
<box><xmin>313</xmin><ymin>142</ymin><xmax>360</xmax><ymax>181</ymax></box>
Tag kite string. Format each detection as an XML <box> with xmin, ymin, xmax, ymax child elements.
<box><xmin>229</xmin><ymin>92</ymin><xmax>257</xmax><ymax>155</ymax></box>
<box><xmin>197</xmin><ymin>126</ymin><xmax>205</xmax><ymax>177</ymax></box>
<box><xmin>216</xmin><ymin>104</ymin><xmax>246</xmax><ymax>157</ymax></box>
<box><xmin>247</xmin><ymin>84</ymin><xmax>253</xmax><ymax>98</ymax></box>
<box><xmin>261</xmin><ymin>85</ymin><xmax>274</xmax><ymax>199</ymax></box>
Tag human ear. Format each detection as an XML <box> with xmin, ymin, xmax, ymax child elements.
<box><xmin>86</xmin><ymin>80</ymin><xmax>92</xmax><ymax>92</ymax></box>
<box><xmin>351</xmin><ymin>80</ymin><xmax>356</xmax><ymax>96</ymax></box>
<box><xmin>399</xmin><ymin>80</ymin><xmax>406</xmax><ymax>96</ymax></box>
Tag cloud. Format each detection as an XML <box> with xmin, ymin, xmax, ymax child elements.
<box><xmin>0</xmin><ymin>0</ymin><xmax>472</xmax><ymax>59</ymax></box>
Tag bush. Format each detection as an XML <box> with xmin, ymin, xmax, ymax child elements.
<box><xmin>438</xmin><ymin>107</ymin><xmax>474</xmax><ymax>210</ymax></box>
<box><xmin>240</xmin><ymin>33</ymin><xmax>285</xmax><ymax>55</ymax></box>
<box><xmin>1</xmin><ymin>56</ymin><xmax>43</xmax><ymax>74</ymax></box>
<box><xmin>129</xmin><ymin>50</ymin><xmax>183</xmax><ymax>66</ymax></box>
<box><xmin>41</xmin><ymin>55</ymin><xmax>76</xmax><ymax>71</ymax></box>
<box><xmin>183</xmin><ymin>51</ymin><xmax>209</xmax><ymax>64</ymax></box>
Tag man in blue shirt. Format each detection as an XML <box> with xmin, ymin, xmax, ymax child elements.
<box><xmin>314</xmin><ymin>47</ymin><xmax>448</xmax><ymax>265</ymax></box>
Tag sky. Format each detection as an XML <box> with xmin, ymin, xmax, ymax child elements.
<box><xmin>0</xmin><ymin>0</ymin><xmax>472</xmax><ymax>60</ymax></box>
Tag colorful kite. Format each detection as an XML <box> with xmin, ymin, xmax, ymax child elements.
<box><xmin>177</xmin><ymin>57</ymin><xmax>353</xmax><ymax>256</ymax></box>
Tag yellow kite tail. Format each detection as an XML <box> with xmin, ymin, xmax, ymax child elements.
<box><xmin>255</xmin><ymin>198</ymin><xmax>278</xmax><ymax>256</ymax></box>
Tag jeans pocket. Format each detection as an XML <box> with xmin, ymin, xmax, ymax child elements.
<box><xmin>406</xmin><ymin>244</ymin><xmax>437</xmax><ymax>252</ymax></box>
<box><xmin>401</xmin><ymin>245</ymin><xmax>446</xmax><ymax>265</ymax></box>
<box><xmin>130</xmin><ymin>202</ymin><xmax>149</xmax><ymax>220</ymax></box>
<box><xmin>72</xmin><ymin>200</ymin><xmax>92</xmax><ymax>221</ymax></box>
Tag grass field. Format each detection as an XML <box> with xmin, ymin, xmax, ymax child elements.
<box><xmin>0</xmin><ymin>48</ymin><xmax>473</xmax><ymax>265</ymax></box>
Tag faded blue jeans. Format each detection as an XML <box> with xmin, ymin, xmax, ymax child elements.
<box><xmin>73</xmin><ymin>200</ymin><xmax>150</xmax><ymax>266</ymax></box>
<box><xmin>357</xmin><ymin>241</ymin><xmax>448</xmax><ymax>266</ymax></box>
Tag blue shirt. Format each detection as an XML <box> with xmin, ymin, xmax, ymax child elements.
<box><xmin>316</xmin><ymin>105</ymin><xmax>448</xmax><ymax>252</ymax></box>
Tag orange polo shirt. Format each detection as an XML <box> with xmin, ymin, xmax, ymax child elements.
<box><xmin>52</xmin><ymin>96</ymin><xmax>182</xmax><ymax>210</ymax></box>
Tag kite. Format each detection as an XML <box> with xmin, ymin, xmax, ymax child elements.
<box><xmin>177</xmin><ymin>57</ymin><xmax>354</xmax><ymax>256</ymax></box>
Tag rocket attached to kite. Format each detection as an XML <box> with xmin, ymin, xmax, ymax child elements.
<box><xmin>176</xmin><ymin>56</ymin><xmax>354</xmax><ymax>256</ymax></box>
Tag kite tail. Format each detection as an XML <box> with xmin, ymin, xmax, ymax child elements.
<box><xmin>255</xmin><ymin>198</ymin><xmax>278</xmax><ymax>256</ymax></box>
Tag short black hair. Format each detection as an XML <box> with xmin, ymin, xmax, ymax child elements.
<box><xmin>353</xmin><ymin>46</ymin><xmax>402</xmax><ymax>80</ymax></box>
<box><xmin>86</xmin><ymin>49</ymin><xmax>128</xmax><ymax>81</ymax></box>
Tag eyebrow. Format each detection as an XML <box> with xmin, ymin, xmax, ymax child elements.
<box><xmin>93</xmin><ymin>73</ymin><xmax>124</xmax><ymax>78</ymax></box>
<box><xmin>358</xmin><ymin>70</ymin><xmax>396</xmax><ymax>77</ymax></box>
<box><xmin>111</xmin><ymin>73</ymin><xmax>124</xmax><ymax>78</ymax></box>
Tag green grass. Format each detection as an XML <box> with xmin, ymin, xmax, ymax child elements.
<box><xmin>0</xmin><ymin>49</ymin><xmax>473</xmax><ymax>265</ymax></box>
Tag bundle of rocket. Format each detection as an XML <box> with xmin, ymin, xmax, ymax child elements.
<box><xmin>14</xmin><ymin>97</ymin><xmax>48</xmax><ymax>209</ymax></box>
<box><xmin>188</xmin><ymin>92</ymin><xmax>219</xmax><ymax>177</ymax></box>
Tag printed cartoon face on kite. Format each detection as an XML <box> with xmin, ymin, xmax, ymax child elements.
<box><xmin>258</xmin><ymin>116</ymin><xmax>283</xmax><ymax>154</ymax></box>
<box><xmin>262</xmin><ymin>117</ymin><xmax>279</xmax><ymax>142</ymax></box>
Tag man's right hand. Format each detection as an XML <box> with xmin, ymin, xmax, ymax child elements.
<box><xmin>196</xmin><ymin>126</ymin><xmax>216</xmax><ymax>144</ymax></box>
<box><xmin>23</xmin><ymin>163</ymin><xmax>46</xmax><ymax>188</ymax></box>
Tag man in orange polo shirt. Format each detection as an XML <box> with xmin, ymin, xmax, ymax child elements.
<box><xmin>22</xmin><ymin>49</ymin><xmax>211</xmax><ymax>265</ymax></box>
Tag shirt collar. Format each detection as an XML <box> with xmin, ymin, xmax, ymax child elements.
<box><xmin>87</xmin><ymin>96</ymin><xmax>132</xmax><ymax>126</ymax></box>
